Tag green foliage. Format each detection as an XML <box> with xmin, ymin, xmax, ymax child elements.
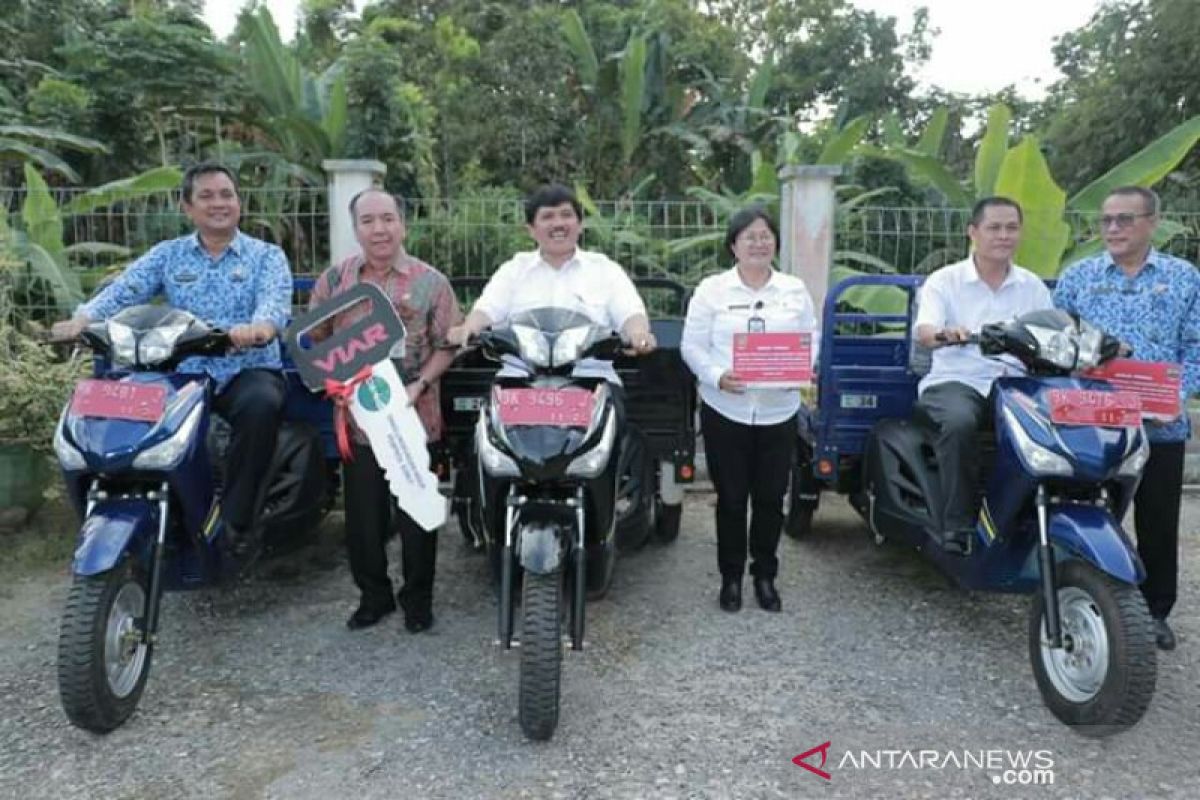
<box><xmin>1041</xmin><ymin>0</ymin><xmax>1200</xmax><ymax>196</ymax></box>
<box><xmin>25</xmin><ymin>78</ymin><xmax>92</xmax><ymax>134</ymax></box>
<box><xmin>0</xmin><ymin>221</ymin><xmax>84</xmax><ymax>449</ymax></box>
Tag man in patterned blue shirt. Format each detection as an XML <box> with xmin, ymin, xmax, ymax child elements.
<box><xmin>51</xmin><ymin>163</ymin><xmax>294</xmax><ymax>556</ymax></box>
<box><xmin>1054</xmin><ymin>186</ymin><xmax>1200</xmax><ymax>651</ymax></box>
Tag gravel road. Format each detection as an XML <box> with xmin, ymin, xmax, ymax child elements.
<box><xmin>1</xmin><ymin>492</ymin><xmax>1197</xmax><ymax>800</ymax></box>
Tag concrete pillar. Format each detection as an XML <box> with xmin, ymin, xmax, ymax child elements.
<box><xmin>322</xmin><ymin>159</ymin><xmax>387</xmax><ymax>265</ymax></box>
<box><xmin>778</xmin><ymin>165</ymin><xmax>841</xmax><ymax>320</ymax></box>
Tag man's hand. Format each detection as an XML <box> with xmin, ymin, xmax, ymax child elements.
<box><xmin>50</xmin><ymin>316</ymin><xmax>91</xmax><ymax>343</ymax></box>
<box><xmin>229</xmin><ymin>322</ymin><xmax>274</xmax><ymax>349</ymax></box>
<box><xmin>718</xmin><ymin>371</ymin><xmax>746</xmax><ymax>394</ymax></box>
<box><xmin>405</xmin><ymin>377</ymin><xmax>428</xmax><ymax>406</ymax></box>
<box><xmin>935</xmin><ymin>326</ymin><xmax>972</xmax><ymax>345</ymax></box>
<box><xmin>625</xmin><ymin>330</ymin><xmax>657</xmax><ymax>356</ymax></box>
<box><xmin>446</xmin><ymin>324</ymin><xmax>471</xmax><ymax>347</ymax></box>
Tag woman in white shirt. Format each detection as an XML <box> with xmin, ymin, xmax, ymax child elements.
<box><xmin>681</xmin><ymin>207</ymin><xmax>818</xmax><ymax>613</ymax></box>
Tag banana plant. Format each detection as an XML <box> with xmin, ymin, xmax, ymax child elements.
<box><xmin>0</xmin><ymin>124</ymin><xmax>108</xmax><ymax>183</ymax></box>
<box><xmin>6</xmin><ymin>163</ymin><xmax>180</xmax><ymax>319</ymax></box>
<box><xmin>874</xmin><ymin>104</ymin><xmax>1200</xmax><ymax>276</ymax></box>
<box><xmin>238</xmin><ymin>7</ymin><xmax>348</xmax><ymax>181</ymax></box>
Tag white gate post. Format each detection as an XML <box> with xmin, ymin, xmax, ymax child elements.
<box><xmin>778</xmin><ymin>164</ymin><xmax>841</xmax><ymax>321</ymax></box>
<box><xmin>322</xmin><ymin>159</ymin><xmax>387</xmax><ymax>264</ymax></box>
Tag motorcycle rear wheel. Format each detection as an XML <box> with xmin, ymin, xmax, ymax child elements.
<box><xmin>57</xmin><ymin>561</ymin><xmax>154</xmax><ymax>733</ymax></box>
<box><xmin>1028</xmin><ymin>560</ymin><xmax>1156</xmax><ymax>737</ymax></box>
<box><xmin>518</xmin><ymin>570</ymin><xmax>563</xmax><ymax>741</ymax></box>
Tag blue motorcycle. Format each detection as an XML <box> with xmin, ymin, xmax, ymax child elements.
<box><xmin>53</xmin><ymin>305</ymin><xmax>330</xmax><ymax>732</ymax></box>
<box><xmin>858</xmin><ymin>307</ymin><xmax>1156</xmax><ymax>736</ymax></box>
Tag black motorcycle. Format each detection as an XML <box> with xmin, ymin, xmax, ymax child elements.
<box><xmin>462</xmin><ymin>307</ymin><xmax>643</xmax><ymax>740</ymax></box>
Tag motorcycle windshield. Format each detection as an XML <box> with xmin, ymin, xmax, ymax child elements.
<box><xmin>507</xmin><ymin>307</ymin><xmax>613</xmax><ymax>370</ymax></box>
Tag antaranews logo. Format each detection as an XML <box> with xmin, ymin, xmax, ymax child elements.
<box><xmin>792</xmin><ymin>743</ymin><xmax>1055</xmax><ymax>786</ymax></box>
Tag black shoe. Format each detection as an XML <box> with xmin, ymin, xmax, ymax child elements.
<box><xmin>220</xmin><ymin>522</ymin><xmax>263</xmax><ymax>573</ymax></box>
<box><xmin>753</xmin><ymin>577</ymin><xmax>782</xmax><ymax>612</ymax></box>
<box><xmin>404</xmin><ymin>612</ymin><xmax>434</xmax><ymax>634</ymax></box>
<box><xmin>1154</xmin><ymin>618</ymin><xmax>1176</xmax><ymax>651</ymax></box>
<box><xmin>346</xmin><ymin>601</ymin><xmax>396</xmax><ymax>630</ymax></box>
<box><xmin>719</xmin><ymin>579</ymin><xmax>742</xmax><ymax>612</ymax></box>
<box><xmin>941</xmin><ymin>528</ymin><xmax>973</xmax><ymax>555</ymax></box>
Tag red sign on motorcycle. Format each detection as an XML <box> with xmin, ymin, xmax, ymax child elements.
<box><xmin>494</xmin><ymin>387</ymin><xmax>595</xmax><ymax>427</ymax></box>
<box><xmin>71</xmin><ymin>379</ymin><xmax>166</xmax><ymax>422</ymax></box>
<box><xmin>1046</xmin><ymin>389</ymin><xmax>1142</xmax><ymax>428</ymax></box>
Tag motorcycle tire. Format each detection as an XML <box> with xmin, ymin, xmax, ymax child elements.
<box><xmin>518</xmin><ymin>570</ymin><xmax>563</xmax><ymax>741</ymax></box>
<box><xmin>57</xmin><ymin>560</ymin><xmax>153</xmax><ymax>733</ymax></box>
<box><xmin>654</xmin><ymin>498</ymin><xmax>682</xmax><ymax>543</ymax></box>
<box><xmin>1028</xmin><ymin>560</ymin><xmax>1157</xmax><ymax>737</ymax></box>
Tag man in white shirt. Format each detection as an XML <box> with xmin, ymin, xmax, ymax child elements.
<box><xmin>446</xmin><ymin>184</ymin><xmax>656</xmax><ymax>356</ymax></box>
<box><xmin>913</xmin><ymin>197</ymin><xmax>1053</xmax><ymax>551</ymax></box>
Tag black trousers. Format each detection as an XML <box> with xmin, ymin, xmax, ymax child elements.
<box><xmin>212</xmin><ymin>368</ymin><xmax>286</xmax><ymax>531</ymax></box>
<box><xmin>343</xmin><ymin>442</ymin><xmax>437</xmax><ymax>616</ymax></box>
<box><xmin>701</xmin><ymin>403</ymin><xmax>796</xmax><ymax>580</ymax></box>
<box><xmin>914</xmin><ymin>381</ymin><xmax>989</xmax><ymax>532</ymax></box>
<box><xmin>1133</xmin><ymin>441</ymin><xmax>1184</xmax><ymax>620</ymax></box>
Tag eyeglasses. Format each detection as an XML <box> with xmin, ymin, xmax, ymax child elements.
<box><xmin>737</xmin><ymin>233</ymin><xmax>775</xmax><ymax>245</ymax></box>
<box><xmin>1099</xmin><ymin>212</ymin><xmax>1154</xmax><ymax>230</ymax></box>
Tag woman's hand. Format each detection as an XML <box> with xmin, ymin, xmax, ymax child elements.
<box><xmin>718</xmin><ymin>371</ymin><xmax>746</xmax><ymax>394</ymax></box>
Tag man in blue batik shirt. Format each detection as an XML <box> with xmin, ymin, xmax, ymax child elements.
<box><xmin>1054</xmin><ymin>186</ymin><xmax>1200</xmax><ymax>651</ymax></box>
<box><xmin>51</xmin><ymin>163</ymin><xmax>294</xmax><ymax>556</ymax></box>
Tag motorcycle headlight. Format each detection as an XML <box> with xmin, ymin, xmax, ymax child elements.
<box><xmin>132</xmin><ymin>402</ymin><xmax>203</xmax><ymax>470</ymax></box>
<box><xmin>1026</xmin><ymin>325</ymin><xmax>1076</xmax><ymax>371</ymax></box>
<box><xmin>512</xmin><ymin>325</ymin><xmax>550</xmax><ymax>368</ymax></box>
<box><xmin>53</xmin><ymin>413</ymin><xmax>86</xmax><ymax>470</ymax></box>
<box><xmin>1074</xmin><ymin>323</ymin><xmax>1104</xmax><ymax>370</ymax></box>
<box><xmin>475</xmin><ymin>416</ymin><xmax>520</xmax><ymax>477</ymax></box>
<box><xmin>565</xmin><ymin>410</ymin><xmax>617</xmax><ymax>478</ymax></box>
<box><xmin>1118</xmin><ymin>429</ymin><xmax>1150</xmax><ymax>477</ymax></box>
<box><xmin>552</xmin><ymin>327</ymin><xmax>591</xmax><ymax>368</ymax></box>
<box><xmin>1001</xmin><ymin>404</ymin><xmax>1073</xmax><ymax>476</ymax></box>
<box><xmin>137</xmin><ymin>320</ymin><xmax>190</xmax><ymax>367</ymax></box>
<box><xmin>108</xmin><ymin>321</ymin><xmax>138</xmax><ymax>366</ymax></box>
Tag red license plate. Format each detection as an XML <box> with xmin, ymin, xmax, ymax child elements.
<box><xmin>71</xmin><ymin>380</ymin><xmax>167</xmax><ymax>422</ymax></box>
<box><xmin>1047</xmin><ymin>389</ymin><xmax>1142</xmax><ymax>428</ymax></box>
<box><xmin>495</xmin><ymin>387</ymin><xmax>595</xmax><ymax>427</ymax></box>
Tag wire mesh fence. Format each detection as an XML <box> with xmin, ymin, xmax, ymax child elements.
<box><xmin>834</xmin><ymin>206</ymin><xmax>1200</xmax><ymax>276</ymax></box>
<box><xmin>3</xmin><ymin>184</ymin><xmax>1199</xmax><ymax>324</ymax></box>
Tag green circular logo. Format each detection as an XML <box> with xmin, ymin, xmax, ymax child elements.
<box><xmin>356</xmin><ymin>376</ymin><xmax>391</xmax><ymax>411</ymax></box>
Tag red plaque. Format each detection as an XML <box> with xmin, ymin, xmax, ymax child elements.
<box><xmin>1084</xmin><ymin>359</ymin><xmax>1182</xmax><ymax>421</ymax></box>
<box><xmin>1047</xmin><ymin>389</ymin><xmax>1142</xmax><ymax>428</ymax></box>
<box><xmin>495</xmin><ymin>387</ymin><xmax>595</xmax><ymax>427</ymax></box>
<box><xmin>71</xmin><ymin>380</ymin><xmax>167</xmax><ymax>422</ymax></box>
<box><xmin>732</xmin><ymin>332</ymin><xmax>814</xmax><ymax>387</ymax></box>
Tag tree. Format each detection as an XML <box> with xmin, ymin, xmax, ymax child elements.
<box><xmin>1040</xmin><ymin>0</ymin><xmax>1200</xmax><ymax>199</ymax></box>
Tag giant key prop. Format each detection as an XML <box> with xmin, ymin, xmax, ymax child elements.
<box><xmin>286</xmin><ymin>283</ymin><xmax>447</xmax><ymax>531</ymax></box>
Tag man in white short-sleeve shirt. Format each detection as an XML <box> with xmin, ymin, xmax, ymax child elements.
<box><xmin>447</xmin><ymin>184</ymin><xmax>656</xmax><ymax>366</ymax></box>
<box><xmin>912</xmin><ymin>197</ymin><xmax>1052</xmax><ymax>551</ymax></box>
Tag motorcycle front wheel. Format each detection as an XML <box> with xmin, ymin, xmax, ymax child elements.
<box><xmin>1028</xmin><ymin>560</ymin><xmax>1157</xmax><ymax>737</ymax></box>
<box><xmin>518</xmin><ymin>570</ymin><xmax>563</xmax><ymax>741</ymax></box>
<box><xmin>57</xmin><ymin>560</ymin><xmax>154</xmax><ymax>732</ymax></box>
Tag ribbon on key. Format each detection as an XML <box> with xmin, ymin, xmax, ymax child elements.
<box><xmin>324</xmin><ymin>364</ymin><xmax>375</xmax><ymax>461</ymax></box>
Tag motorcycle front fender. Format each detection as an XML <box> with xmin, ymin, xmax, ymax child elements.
<box><xmin>1047</xmin><ymin>504</ymin><xmax>1144</xmax><ymax>586</ymax></box>
<box><xmin>72</xmin><ymin>499</ymin><xmax>159</xmax><ymax>577</ymax></box>
<box><xmin>516</xmin><ymin>520</ymin><xmax>567</xmax><ymax>575</ymax></box>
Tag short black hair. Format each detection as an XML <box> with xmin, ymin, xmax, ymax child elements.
<box><xmin>1106</xmin><ymin>185</ymin><xmax>1160</xmax><ymax>216</ymax></box>
<box><xmin>349</xmin><ymin>188</ymin><xmax>407</xmax><ymax>221</ymax></box>
<box><xmin>969</xmin><ymin>196</ymin><xmax>1023</xmax><ymax>226</ymax></box>
<box><xmin>524</xmin><ymin>184</ymin><xmax>583</xmax><ymax>225</ymax></box>
<box><xmin>181</xmin><ymin>162</ymin><xmax>239</xmax><ymax>203</ymax></box>
<box><xmin>724</xmin><ymin>206</ymin><xmax>779</xmax><ymax>259</ymax></box>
